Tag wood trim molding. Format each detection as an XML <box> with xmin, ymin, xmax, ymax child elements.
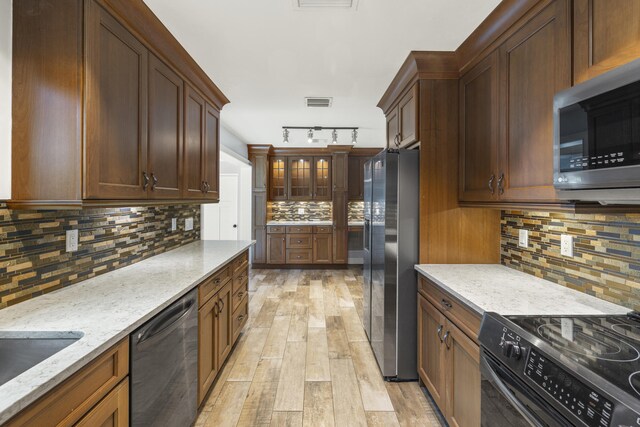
<box><xmin>377</xmin><ymin>51</ymin><xmax>458</xmax><ymax>114</ymax></box>
<box><xmin>247</xmin><ymin>145</ymin><xmax>272</xmax><ymax>156</ymax></box>
<box><xmin>97</xmin><ymin>0</ymin><xmax>230</xmax><ymax>110</ymax></box>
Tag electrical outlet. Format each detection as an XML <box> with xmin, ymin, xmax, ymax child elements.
<box><xmin>518</xmin><ymin>229</ymin><xmax>529</xmax><ymax>248</ymax></box>
<box><xmin>298</xmin><ymin>208</ymin><xmax>305</xmax><ymax>215</ymax></box>
<box><xmin>561</xmin><ymin>234</ymin><xmax>573</xmax><ymax>257</ymax></box>
<box><xmin>185</xmin><ymin>217</ymin><xmax>194</xmax><ymax>231</ymax></box>
<box><xmin>171</xmin><ymin>218</ymin><xmax>177</xmax><ymax>232</ymax></box>
<box><xmin>66</xmin><ymin>229</ymin><xmax>79</xmax><ymax>252</ymax></box>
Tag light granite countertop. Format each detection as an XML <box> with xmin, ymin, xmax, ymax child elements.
<box><xmin>266</xmin><ymin>220</ymin><xmax>333</xmax><ymax>226</ymax></box>
<box><xmin>348</xmin><ymin>221</ymin><xmax>364</xmax><ymax>227</ymax></box>
<box><xmin>0</xmin><ymin>240</ymin><xmax>253</xmax><ymax>424</ymax></box>
<box><xmin>415</xmin><ymin>264</ymin><xmax>629</xmax><ymax>316</ymax></box>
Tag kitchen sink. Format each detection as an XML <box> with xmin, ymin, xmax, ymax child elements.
<box><xmin>0</xmin><ymin>331</ymin><xmax>83</xmax><ymax>387</ymax></box>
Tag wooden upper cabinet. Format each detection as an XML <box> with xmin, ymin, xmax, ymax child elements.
<box><xmin>288</xmin><ymin>157</ymin><xmax>313</xmax><ymax>200</ymax></box>
<box><xmin>313</xmin><ymin>157</ymin><xmax>332</xmax><ymax>200</ymax></box>
<box><xmin>203</xmin><ymin>103</ymin><xmax>220</xmax><ymax>201</ymax></box>
<box><xmin>398</xmin><ymin>84</ymin><xmax>419</xmax><ymax>148</ymax></box>
<box><xmin>498</xmin><ymin>0</ymin><xmax>570</xmax><ymax>202</ymax></box>
<box><xmin>574</xmin><ymin>0</ymin><xmax>640</xmax><ymax>84</ymax></box>
<box><xmin>459</xmin><ymin>51</ymin><xmax>499</xmax><ymax>203</ymax></box>
<box><xmin>84</xmin><ymin>1</ymin><xmax>149</xmax><ymax>200</ymax></box>
<box><xmin>386</xmin><ymin>108</ymin><xmax>399</xmax><ymax>148</ymax></box>
<box><xmin>148</xmin><ymin>54</ymin><xmax>183</xmax><ymax>199</ymax></box>
<box><xmin>269</xmin><ymin>157</ymin><xmax>288</xmax><ymax>200</ymax></box>
<box><xmin>183</xmin><ymin>85</ymin><xmax>206</xmax><ymax>199</ymax></box>
<box><xmin>348</xmin><ymin>156</ymin><xmax>365</xmax><ymax>201</ymax></box>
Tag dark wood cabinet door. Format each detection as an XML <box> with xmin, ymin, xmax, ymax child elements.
<box><xmin>267</xmin><ymin>234</ymin><xmax>286</xmax><ymax>264</ymax></box>
<box><xmin>398</xmin><ymin>84</ymin><xmax>419</xmax><ymax>148</ymax></box>
<box><xmin>498</xmin><ymin>0</ymin><xmax>570</xmax><ymax>202</ymax></box>
<box><xmin>148</xmin><ymin>54</ymin><xmax>183</xmax><ymax>199</ymax></box>
<box><xmin>313</xmin><ymin>157</ymin><xmax>332</xmax><ymax>200</ymax></box>
<box><xmin>459</xmin><ymin>51</ymin><xmax>499</xmax><ymax>203</ymax></box>
<box><xmin>203</xmin><ymin>103</ymin><xmax>220</xmax><ymax>200</ymax></box>
<box><xmin>198</xmin><ymin>295</ymin><xmax>218</xmax><ymax>405</ymax></box>
<box><xmin>313</xmin><ymin>234</ymin><xmax>333</xmax><ymax>264</ymax></box>
<box><xmin>418</xmin><ymin>295</ymin><xmax>447</xmax><ymax>414</ymax></box>
<box><xmin>252</xmin><ymin>226</ymin><xmax>267</xmax><ymax>264</ymax></box>
<box><xmin>217</xmin><ymin>282</ymin><xmax>233</xmax><ymax>364</ymax></box>
<box><xmin>386</xmin><ymin>107</ymin><xmax>399</xmax><ymax>148</ymax></box>
<box><xmin>85</xmin><ymin>2</ymin><xmax>148</xmax><ymax>200</ymax></box>
<box><xmin>269</xmin><ymin>157</ymin><xmax>288</xmax><ymax>200</ymax></box>
<box><xmin>332</xmin><ymin>192</ymin><xmax>348</xmax><ymax>264</ymax></box>
<box><xmin>445</xmin><ymin>319</ymin><xmax>480</xmax><ymax>427</ymax></box>
<box><xmin>288</xmin><ymin>157</ymin><xmax>312</xmax><ymax>200</ymax></box>
<box><xmin>183</xmin><ymin>85</ymin><xmax>206</xmax><ymax>199</ymax></box>
<box><xmin>347</xmin><ymin>157</ymin><xmax>365</xmax><ymax>201</ymax></box>
<box><xmin>332</xmin><ymin>152</ymin><xmax>349</xmax><ymax>192</ymax></box>
<box><xmin>574</xmin><ymin>0</ymin><xmax>640</xmax><ymax>84</ymax></box>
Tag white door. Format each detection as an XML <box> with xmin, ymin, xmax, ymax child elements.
<box><xmin>219</xmin><ymin>174</ymin><xmax>239</xmax><ymax>240</ymax></box>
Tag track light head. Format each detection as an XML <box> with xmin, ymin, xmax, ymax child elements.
<box><xmin>351</xmin><ymin>129</ymin><xmax>358</xmax><ymax>144</ymax></box>
<box><xmin>282</xmin><ymin>128</ymin><xmax>289</xmax><ymax>144</ymax></box>
<box><xmin>307</xmin><ymin>129</ymin><xmax>314</xmax><ymax>143</ymax></box>
<box><xmin>331</xmin><ymin>129</ymin><xmax>338</xmax><ymax>144</ymax></box>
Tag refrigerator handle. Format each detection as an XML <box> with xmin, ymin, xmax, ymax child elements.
<box><xmin>364</xmin><ymin>218</ymin><xmax>370</xmax><ymax>251</ymax></box>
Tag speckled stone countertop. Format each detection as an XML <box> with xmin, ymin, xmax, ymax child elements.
<box><xmin>0</xmin><ymin>240</ymin><xmax>253</xmax><ymax>424</ymax></box>
<box><xmin>266</xmin><ymin>220</ymin><xmax>333</xmax><ymax>226</ymax></box>
<box><xmin>415</xmin><ymin>264</ymin><xmax>629</xmax><ymax>316</ymax></box>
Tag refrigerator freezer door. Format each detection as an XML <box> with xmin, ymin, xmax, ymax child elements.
<box><xmin>363</xmin><ymin>159</ymin><xmax>373</xmax><ymax>340</ymax></box>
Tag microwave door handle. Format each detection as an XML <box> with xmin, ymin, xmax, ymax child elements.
<box><xmin>480</xmin><ymin>355</ymin><xmax>543</xmax><ymax>427</ymax></box>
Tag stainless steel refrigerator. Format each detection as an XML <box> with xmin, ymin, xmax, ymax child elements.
<box><xmin>363</xmin><ymin>149</ymin><xmax>419</xmax><ymax>380</ymax></box>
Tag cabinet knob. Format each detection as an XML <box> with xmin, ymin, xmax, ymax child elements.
<box><xmin>488</xmin><ymin>174</ymin><xmax>495</xmax><ymax>195</ymax></box>
<box><xmin>142</xmin><ymin>172</ymin><xmax>150</xmax><ymax>190</ymax></box>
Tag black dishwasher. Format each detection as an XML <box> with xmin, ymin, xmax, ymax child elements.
<box><xmin>130</xmin><ymin>289</ymin><xmax>198</xmax><ymax>427</ymax></box>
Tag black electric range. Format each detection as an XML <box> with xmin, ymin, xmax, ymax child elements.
<box><xmin>478</xmin><ymin>312</ymin><xmax>640</xmax><ymax>427</ymax></box>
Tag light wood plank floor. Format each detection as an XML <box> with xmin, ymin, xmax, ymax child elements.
<box><xmin>196</xmin><ymin>268</ymin><xmax>443</xmax><ymax>427</ymax></box>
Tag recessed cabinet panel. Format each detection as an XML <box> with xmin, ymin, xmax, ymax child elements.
<box><xmin>85</xmin><ymin>2</ymin><xmax>148</xmax><ymax>199</ymax></box>
<box><xmin>288</xmin><ymin>157</ymin><xmax>313</xmax><ymax>200</ymax></box>
<box><xmin>184</xmin><ymin>85</ymin><xmax>206</xmax><ymax>199</ymax></box>
<box><xmin>148</xmin><ymin>54</ymin><xmax>183</xmax><ymax>199</ymax></box>
<box><xmin>203</xmin><ymin>103</ymin><xmax>220</xmax><ymax>200</ymax></box>
<box><xmin>398</xmin><ymin>85</ymin><xmax>418</xmax><ymax>148</ymax></box>
<box><xmin>269</xmin><ymin>157</ymin><xmax>288</xmax><ymax>200</ymax></box>
<box><xmin>313</xmin><ymin>157</ymin><xmax>332</xmax><ymax>200</ymax></box>
<box><xmin>418</xmin><ymin>295</ymin><xmax>447</xmax><ymax>412</ymax></box>
<box><xmin>386</xmin><ymin>107</ymin><xmax>399</xmax><ymax>148</ymax></box>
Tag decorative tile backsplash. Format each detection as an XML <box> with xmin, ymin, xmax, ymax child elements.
<box><xmin>348</xmin><ymin>201</ymin><xmax>364</xmax><ymax>223</ymax></box>
<box><xmin>0</xmin><ymin>203</ymin><xmax>200</xmax><ymax>309</ymax></box>
<box><xmin>501</xmin><ymin>210</ymin><xmax>640</xmax><ymax>310</ymax></box>
<box><xmin>268</xmin><ymin>201</ymin><xmax>332</xmax><ymax>222</ymax></box>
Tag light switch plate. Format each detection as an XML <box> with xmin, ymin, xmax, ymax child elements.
<box><xmin>298</xmin><ymin>208</ymin><xmax>305</xmax><ymax>215</ymax></box>
<box><xmin>66</xmin><ymin>229</ymin><xmax>79</xmax><ymax>252</ymax></box>
<box><xmin>518</xmin><ymin>229</ymin><xmax>529</xmax><ymax>248</ymax></box>
<box><xmin>185</xmin><ymin>217</ymin><xmax>194</xmax><ymax>231</ymax></box>
<box><xmin>171</xmin><ymin>218</ymin><xmax>177</xmax><ymax>232</ymax></box>
<box><xmin>561</xmin><ymin>234</ymin><xmax>573</xmax><ymax>257</ymax></box>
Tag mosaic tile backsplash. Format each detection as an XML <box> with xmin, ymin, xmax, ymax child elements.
<box><xmin>501</xmin><ymin>210</ymin><xmax>640</xmax><ymax>311</ymax></box>
<box><xmin>0</xmin><ymin>203</ymin><xmax>200</xmax><ymax>309</ymax></box>
<box><xmin>268</xmin><ymin>201</ymin><xmax>332</xmax><ymax>222</ymax></box>
<box><xmin>348</xmin><ymin>201</ymin><xmax>364</xmax><ymax>223</ymax></box>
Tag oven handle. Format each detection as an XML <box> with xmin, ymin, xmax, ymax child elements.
<box><xmin>480</xmin><ymin>354</ymin><xmax>543</xmax><ymax>427</ymax></box>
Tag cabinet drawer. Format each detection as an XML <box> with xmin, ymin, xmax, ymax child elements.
<box><xmin>286</xmin><ymin>225</ymin><xmax>312</xmax><ymax>234</ymax></box>
<box><xmin>286</xmin><ymin>234</ymin><xmax>313</xmax><ymax>249</ymax></box>
<box><xmin>232</xmin><ymin>268</ymin><xmax>249</xmax><ymax>295</ymax></box>
<box><xmin>418</xmin><ymin>275</ymin><xmax>481</xmax><ymax>342</ymax></box>
<box><xmin>232</xmin><ymin>250</ymin><xmax>249</xmax><ymax>274</ymax></box>
<box><xmin>286</xmin><ymin>249</ymin><xmax>313</xmax><ymax>264</ymax></box>
<box><xmin>7</xmin><ymin>339</ymin><xmax>129</xmax><ymax>427</ymax></box>
<box><xmin>267</xmin><ymin>225</ymin><xmax>286</xmax><ymax>234</ymax></box>
<box><xmin>232</xmin><ymin>281</ymin><xmax>248</xmax><ymax>313</ymax></box>
<box><xmin>313</xmin><ymin>225</ymin><xmax>332</xmax><ymax>234</ymax></box>
<box><xmin>75</xmin><ymin>377</ymin><xmax>129</xmax><ymax>427</ymax></box>
<box><xmin>232</xmin><ymin>295</ymin><xmax>249</xmax><ymax>342</ymax></box>
<box><xmin>199</xmin><ymin>267</ymin><xmax>231</xmax><ymax>307</ymax></box>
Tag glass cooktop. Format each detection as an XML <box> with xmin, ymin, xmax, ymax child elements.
<box><xmin>508</xmin><ymin>314</ymin><xmax>640</xmax><ymax>399</ymax></box>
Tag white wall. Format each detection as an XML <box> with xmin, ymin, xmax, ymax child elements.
<box><xmin>0</xmin><ymin>0</ymin><xmax>12</xmax><ymax>200</ymax></box>
<box><xmin>220</xmin><ymin>124</ymin><xmax>248</xmax><ymax>160</ymax></box>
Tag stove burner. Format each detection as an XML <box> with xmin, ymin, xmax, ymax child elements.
<box><xmin>630</xmin><ymin>371</ymin><xmax>640</xmax><ymax>397</ymax></box>
<box><xmin>537</xmin><ymin>323</ymin><xmax>640</xmax><ymax>362</ymax></box>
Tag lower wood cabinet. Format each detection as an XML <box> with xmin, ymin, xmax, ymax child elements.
<box><xmin>313</xmin><ymin>234</ymin><xmax>333</xmax><ymax>264</ymax></box>
<box><xmin>418</xmin><ymin>276</ymin><xmax>481</xmax><ymax>427</ymax></box>
<box><xmin>7</xmin><ymin>339</ymin><xmax>129</xmax><ymax>427</ymax></box>
<box><xmin>197</xmin><ymin>250</ymin><xmax>249</xmax><ymax>405</ymax></box>
<box><xmin>266</xmin><ymin>226</ymin><xmax>333</xmax><ymax>265</ymax></box>
<box><xmin>267</xmin><ymin>234</ymin><xmax>286</xmax><ymax>264</ymax></box>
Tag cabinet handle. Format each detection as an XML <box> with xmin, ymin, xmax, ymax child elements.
<box><xmin>497</xmin><ymin>173</ymin><xmax>505</xmax><ymax>196</ymax></box>
<box><xmin>214</xmin><ymin>278</ymin><xmax>221</xmax><ymax>285</ymax></box>
<box><xmin>151</xmin><ymin>173</ymin><xmax>158</xmax><ymax>191</ymax></box>
<box><xmin>488</xmin><ymin>174</ymin><xmax>495</xmax><ymax>195</ymax></box>
<box><xmin>440</xmin><ymin>298</ymin><xmax>453</xmax><ymax>311</ymax></box>
<box><xmin>394</xmin><ymin>134</ymin><xmax>401</xmax><ymax>148</ymax></box>
<box><xmin>297</xmin><ymin>240</ymin><xmax>302</xmax><ymax>243</ymax></box>
<box><xmin>237</xmin><ymin>314</ymin><xmax>245</xmax><ymax>321</ymax></box>
<box><xmin>201</xmin><ymin>181</ymin><xmax>207</xmax><ymax>193</ymax></box>
<box><xmin>142</xmin><ymin>172</ymin><xmax>150</xmax><ymax>190</ymax></box>
<box><xmin>238</xmin><ymin>292</ymin><xmax>244</xmax><ymax>299</ymax></box>
<box><xmin>219</xmin><ymin>299</ymin><xmax>225</xmax><ymax>312</ymax></box>
<box><xmin>443</xmin><ymin>331</ymin><xmax>451</xmax><ymax>349</ymax></box>
<box><xmin>204</xmin><ymin>181</ymin><xmax>210</xmax><ymax>193</ymax></box>
<box><xmin>437</xmin><ymin>325</ymin><xmax>444</xmax><ymax>343</ymax></box>
<box><xmin>213</xmin><ymin>301</ymin><xmax>220</xmax><ymax>316</ymax></box>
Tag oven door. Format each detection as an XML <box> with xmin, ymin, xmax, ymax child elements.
<box><xmin>480</xmin><ymin>351</ymin><xmax>571</xmax><ymax>427</ymax></box>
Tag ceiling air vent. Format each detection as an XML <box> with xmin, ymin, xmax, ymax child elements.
<box><xmin>295</xmin><ymin>0</ymin><xmax>358</xmax><ymax>8</ymax></box>
<box><xmin>305</xmin><ymin>97</ymin><xmax>333</xmax><ymax>108</ymax></box>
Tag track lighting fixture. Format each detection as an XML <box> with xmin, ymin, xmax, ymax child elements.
<box><xmin>351</xmin><ymin>129</ymin><xmax>358</xmax><ymax>144</ymax></box>
<box><xmin>281</xmin><ymin>126</ymin><xmax>359</xmax><ymax>145</ymax></box>
<box><xmin>332</xmin><ymin>129</ymin><xmax>338</xmax><ymax>144</ymax></box>
<box><xmin>307</xmin><ymin>129</ymin><xmax>314</xmax><ymax>143</ymax></box>
<box><xmin>283</xmin><ymin>128</ymin><xmax>289</xmax><ymax>144</ymax></box>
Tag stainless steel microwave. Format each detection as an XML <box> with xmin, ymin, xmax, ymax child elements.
<box><xmin>554</xmin><ymin>58</ymin><xmax>640</xmax><ymax>204</ymax></box>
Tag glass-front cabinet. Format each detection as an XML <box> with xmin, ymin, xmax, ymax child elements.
<box><xmin>313</xmin><ymin>157</ymin><xmax>332</xmax><ymax>200</ymax></box>
<box><xmin>269</xmin><ymin>157</ymin><xmax>287</xmax><ymax>200</ymax></box>
<box><xmin>288</xmin><ymin>157</ymin><xmax>313</xmax><ymax>200</ymax></box>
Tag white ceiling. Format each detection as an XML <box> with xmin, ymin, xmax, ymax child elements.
<box><xmin>144</xmin><ymin>0</ymin><xmax>501</xmax><ymax>147</ymax></box>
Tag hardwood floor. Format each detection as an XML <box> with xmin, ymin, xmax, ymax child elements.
<box><xmin>196</xmin><ymin>268</ymin><xmax>443</xmax><ymax>427</ymax></box>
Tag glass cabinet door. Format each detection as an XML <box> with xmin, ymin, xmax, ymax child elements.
<box><xmin>269</xmin><ymin>157</ymin><xmax>287</xmax><ymax>200</ymax></box>
<box><xmin>288</xmin><ymin>157</ymin><xmax>312</xmax><ymax>200</ymax></box>
<box><xmin>313</xmin><ymin>156</ymin><xmax>332</xmax><ymax>200</ymax></box>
